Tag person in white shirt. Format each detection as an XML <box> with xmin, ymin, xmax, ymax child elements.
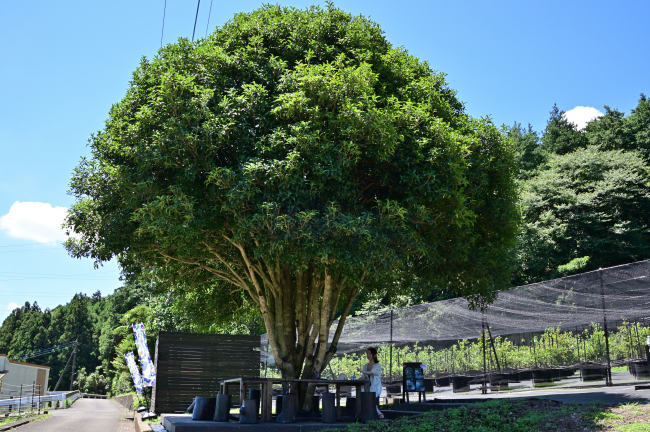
<box><xmin>360</xmin><ymin>347</ymin><xmax>384</xmax><ymax>420</ymax></box>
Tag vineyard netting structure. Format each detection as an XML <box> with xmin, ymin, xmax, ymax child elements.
<box><xmin>261</xmin><ymin>259</ymin><xmax>650</xmax><ymax>393</ymax></box>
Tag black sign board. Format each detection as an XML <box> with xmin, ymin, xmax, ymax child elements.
<box><xmin>402</xmin><ymin>362</ymin><xmax>425</xmax><ymax>394</ymax></box>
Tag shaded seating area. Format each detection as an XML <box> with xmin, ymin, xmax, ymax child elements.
<box><xmin>218</xmin><ymin>377</ymin><xmax>371</xmax><ymax>423</ymax></box>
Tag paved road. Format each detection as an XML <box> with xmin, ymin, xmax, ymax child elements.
<box><xmin>16</xmin><ymin>398</ymin><xmax>134</xmax><ymax>432</ymax></box>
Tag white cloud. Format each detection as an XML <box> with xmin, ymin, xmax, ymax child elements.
<box><xmin>0</xmin><ymin>201</ymin><xmax>69</xmax><ymax>243</ymax></box>
<box><xmin>563</xmin><ymin>106</ymin><xmax>604</xmax><ymax>130</ymax></box>
<box><xmin>5</xmin><ymin>302</ymin><xmax>20</xmax><ymax>311</ymax></box>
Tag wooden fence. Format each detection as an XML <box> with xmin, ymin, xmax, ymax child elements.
<box><xmin>151</xmin><ymin>331</ymin><xmax>260</xmax><ymax>414</ymax></box>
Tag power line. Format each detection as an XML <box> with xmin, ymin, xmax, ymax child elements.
<box><xmin>12</xmin><ymin>341</ymin><xmax>78</xmax><ymax>361</ymax></box>
<box><xmin>0</xmin><ymin>242</ymin><xmax>63</xmax><ymax>249</ymax></box>
<box><xmin>160</xmin><ymin>0</ymin><xmax>167</xmax><ymax>48</ymax></box>
<box><xmin>205</xmin><ymin>0</ymin><xmax>213</xmax><ymax>37</ymax></box>
<box><xmin>192</xmin><ymin>0</ymin><xmax>201</xmax><ymax>41</ymax></box>
<box><xmin>0</xmin><ymin>277</ymin><xmax>117</xmax><ymax>282</ymax></box>
<box><xmin>0</xmin><ymin>249</ymin><xmax>61</xmax><ymax>255</ymax></box>
<box><xmin>0</xmin><ymin>270</ymin><xmax>114</xmax><ymax>276</ymax></box>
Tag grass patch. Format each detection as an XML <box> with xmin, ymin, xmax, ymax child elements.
<box><xmin>26</xmin><ymin>413</ymin><xmax>52</xmax><ymax>424</ymax></box>
<box><xmin>0</xmin><ymin>412</ymin><xmax>52</xmax><ymax>427</ymax></box>
<box><xmin>330</xmin><ymin>398</ymin><xmax>650</xmax><ymax>432</ymax></box>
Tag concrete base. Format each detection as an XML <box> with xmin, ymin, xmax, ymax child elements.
<box><xmin>161</xmin><ymin>414</ymin><xmax>349</xmax><ymax>432</ymax></box>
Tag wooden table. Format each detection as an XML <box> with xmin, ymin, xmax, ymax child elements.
<box><xmin>220</xmin><ymin>377</ymin><xmax>282</xmax><ymax>422</ymax></box>
<box><xmin>220</xmin><ymin>377</ymin><xmax>370</xmax><ymax>423</ymax></box>
<box><xmin>292</xmin><ymin>378</ymin><xmax>369</xmax><ymax>420</ymax></box>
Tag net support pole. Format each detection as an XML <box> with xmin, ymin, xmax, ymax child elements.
<box><xmin>485</xmin><ymin>318</ymin><xmax>501</xmax><ymax>372</ymax></box>
<box><xmin>633</xmin><ymin>320</ymin><xmax>642</xmax><ymax>358</ymax></box>
<box><xmin>575</xmin><ymin>328</ymin><xmax>580</xmax><ymax>364</ymax></box>
<box><xmin>626</xmin><ymin>323</ymin><xmax>633</xmax><ymax>359</ymax></box>
<box><xmin>599</xmin><ymin>269</ymin><xmax>613</xmax><ymax>386</ymax></box>
<box><xmin>389</xmin><ymin>309</ymin><xmax>394</xmax><ymax>384</ymax></box>
<box><xmin>481</xmin><ymin>315</ymin><xmax>487</xmax><ymax>395</ymax></box>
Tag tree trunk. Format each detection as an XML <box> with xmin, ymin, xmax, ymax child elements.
<box><xmin>201</xmin><ymin>239</ymin><xmax>364</xmax><ymax>412</ymax></box>
<box><xmin>265</xmin><ymin>265</ymin><xmax>361</xmax><ymax>412</ymax></box>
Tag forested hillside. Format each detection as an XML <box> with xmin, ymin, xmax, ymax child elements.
<box><xmin>0</xmin><ymin>277</ymin><xmax>263</xmax><ymax>394</ymax></box>
<box><xmin>0</xmin><ymin>94</ymin><xmax>647</xmax><ymax>395</ymax></box>
<box><xmin>512</xmin><ymin>94</ymin><xmax>650</xmax><ymax>284</ymax></box>
<box><xmin>0</xmin><ymin>281</ymin><xmax>148</xmax><ymax>393</ymax></box>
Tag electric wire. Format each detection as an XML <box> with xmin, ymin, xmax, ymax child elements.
<box><xmin>0</xmin><ymin>242</ymin><xmax>63</xmax><ymax>249</ymax></box>
<box><xmin>160</xmin><ymin>0</ymin><xmax>167</xmax><ymax>48</ymax></box>
<box><xmin>0</xmin><ymin>249</ymin><xmax>61</xmax><ymax>255</ymax></box>
<box><xmin>15</xmin><ymin>341</ymin><xmax>76</xmax><ymax>357</ymax></box>
<box><xmin>12</xmin><ymin>341</ymin><xmax>77</xmax><ymax>361</ymax></box>
<box><xmin>205</xmin><ymin>0</ymin><xmax>213</xmax><ymax>37</ymax></box>
<box><xmin>192</xmin><ymin>0</ymin><xmax>201</xmax><ymax>41</ymax></box>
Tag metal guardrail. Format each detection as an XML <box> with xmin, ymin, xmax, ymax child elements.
<box><xmin>0</xmin><ymin>390</ymin><xmax>80</xmax><ymax>410</ymax></box>
<box><xmin>81</xmin><ymin>393</ymin><xmax>108</xmax><ymax>399</ymax></box>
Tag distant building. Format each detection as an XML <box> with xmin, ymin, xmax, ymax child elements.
<box><xmin>0</xmin><ymin>354</ymin><xmax>50</xmax><ymax>396</ymax></box>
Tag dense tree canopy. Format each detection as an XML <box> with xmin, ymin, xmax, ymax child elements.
<box><xmin>64</xmin><ymin>4</ymin><xmax>518</xmax><ymax>406</ymax></box>
<box><xmin>513</xmin><ymin>95</ymin><xmax>650</xmax><ymax>284</ymax></box>
<box><xmin>0</xmin><ymin>282</ymin><xmax>148</xmax><ymax>392</ymax></box>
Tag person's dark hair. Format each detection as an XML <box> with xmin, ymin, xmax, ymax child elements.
<box><xmin>367</xmin><ymin>347</ymin><xmax>379</xmax><ymax>363</ymax></box>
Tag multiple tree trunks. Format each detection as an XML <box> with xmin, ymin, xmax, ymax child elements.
<box><xmin>151</xmin><ymin>331</ymin><xmax>259</xmax><ymax>414</ymax></box>
<box><xmin>249</xmin><ymin>263</ymin><xmax>362</xmax><ymax>412</ymax></box>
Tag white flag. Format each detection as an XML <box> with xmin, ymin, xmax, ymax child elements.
<box><xmin>124</xmin><ymin>352</ymin><xmax>143</xmax><ymax>394</ymax></box>
<box><xmin>133</xmin><ymin>323</ymin><xmax>156</xmax><ymax>387</ymax></box>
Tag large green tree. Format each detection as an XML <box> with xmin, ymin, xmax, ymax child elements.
<box><xmin>514</xmin><ymin>95</ymin><xmax>650</xmax><ymax>284</ymax></box>
<box><xmin>516</xmin><ymin>146</ymin><xmax>650</xmax><ymax>283</ymax></box>
<box><xmin>64</xmin><ymin>4</ymin><xmax>518</xmax><ymax>405</ymax></box>
<box><xmin>541</xmin><ymin>104</ymin><xmax>589</xmax><ymax>155</ymax></box>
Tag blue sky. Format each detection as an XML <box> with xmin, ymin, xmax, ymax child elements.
<box><xmin>0</xmin><ymin>0</ymin><xmax>648</xmax><ymax>321</ymax></box>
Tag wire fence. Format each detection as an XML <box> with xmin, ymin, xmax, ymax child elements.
<box><xmin>0</xmin><ymin>387</ymin><xmax>80</xmax><ymax>415</ymax></box>
<box><xmin>261</xmin><ymin>259</ymin><xmax>650</xmax><ymax>394</ymax></box>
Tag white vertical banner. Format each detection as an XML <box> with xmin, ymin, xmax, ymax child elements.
<box><xmin>132</xmin><ymin>323</ymin><xmax>156</xmax><ymax>387</ymax></box>
<box><xmin>124</xmin><ymin>352</ymin><xmax>143</xmax><ymax>394</ymax></box>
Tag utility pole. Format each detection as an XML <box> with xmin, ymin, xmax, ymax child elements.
<box><xmin>70</xmin><ymin>340</ymin><xmax>78</xmax><ymax>391</ymax></box>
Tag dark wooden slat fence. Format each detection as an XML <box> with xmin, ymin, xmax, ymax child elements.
<box><xmin>151</xmin><ymin>331</ymin><xmax>260</xmax><ymax>414</ymax></box>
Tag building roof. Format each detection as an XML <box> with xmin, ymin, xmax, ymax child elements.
<box><xmin>0</xmin><ymin>354</ymin><xmax>51</xmax><ymax>370</ymax></box>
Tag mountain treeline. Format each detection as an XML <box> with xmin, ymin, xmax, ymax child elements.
<box><xmin>0</xmin><ymin>278</ymin><xmax>263</xmax><ymax>395</ymax></box>
<box><xmin>0</xmin><ymin>282</ymin><xmax>148</xmax><ymax>393</ymax></box>
<box><xmin>513</xmin><ymin>94</ymin><xmax>650</xmax><ymax>284</ymax></box>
